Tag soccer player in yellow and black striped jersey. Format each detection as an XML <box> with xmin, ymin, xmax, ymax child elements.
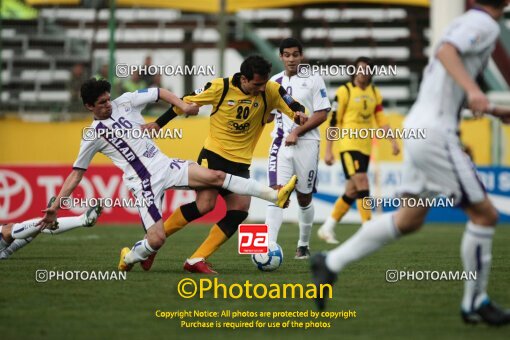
<box><xmin>317</xmin><ymin>57</ymin><xmax>400</xmax><ymax>244</ymax></box>
<box><xmin>141</xmin><ymin>55</ymin><xmax>307</xmax><ymax>273</ymax></box>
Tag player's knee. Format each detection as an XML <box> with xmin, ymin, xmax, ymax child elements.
<box><xmin>345</xmin><ymin>186</ymin><xmax>357</xmax><ymax>199</ymax></box>
<box><xmin>209</xmin><ymin>170</ymin><xmax>226</xmax><ymax>187</ymax></box>
<box><xmin>1</xmin><ymin>224</ymin><xmax>14</xmax><ymax>243</ymax></box>
<box><xmin>355</xmin><ymin>174</ymin><xmax>369</xmax><ymax>189</ymax></box>
<box><xmin>296</xmin><ymin>192</ymin><xmax>312</xmax><ymax>207</ymax></box>
<box><xmin>196</xmin><ymin>197</ymin><xmax>216</xmax><ymax>214</ymax></box>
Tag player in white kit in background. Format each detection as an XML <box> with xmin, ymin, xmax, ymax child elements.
<box><xmin>37</xmin><ymin>78</ymin><xmax>297</xmax><ymax>271</ymax></box>
<box><xmin>266</xmin><ymin>38</ymin><xmax>331</xmax><ymax>259</ymax></box>
<box><xmin>312</xmin><ymin>0</ymin><xmax>510</xmax><ymax>326</ymax></box>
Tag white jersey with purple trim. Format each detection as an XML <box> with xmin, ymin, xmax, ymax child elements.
<box><xmin>404</xmin><ymin>8</ymin><xmax>499</xmax><ymax>133</ymax></box>
<box><xmin>269</xmin><ymin>71</ymin><xmax>331</xmax><ymax>141</ymax></box>
<box><xmin>73</xmin><ymin>88</ymin><xmax>171</xmax><ymax>181</ymax></box>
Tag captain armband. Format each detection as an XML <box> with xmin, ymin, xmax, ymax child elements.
<box><xmin>290</xmin><ymin>102</ymin><xmax>305</xmax><ymax>113</ymax></box>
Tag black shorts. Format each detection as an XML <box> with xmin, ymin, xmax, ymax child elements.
<box><xmin>197</xmin><ymin>148</ymin><xmax>250</xmax><ymax>196</ymax></box>
<box><xmin>340</xmin><ymin>150</ymin><xmax>370</xmax><ymax>179</ymax></box>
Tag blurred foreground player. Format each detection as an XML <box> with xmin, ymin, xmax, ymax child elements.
<box><xmin>143</xmin><ymin>55</ymin><xmax>307</xmax><ymax>274</ymax></box>
<box><xmin>317</xmin><ymin>57</ymin><xmax>399</xmax><ymax>244</ymax></box>
<box><xmin>38</xmin><ymin>78</ymin><xmax>296</xmax><ymax>272</ymax></box>
<box><xmin>312</xmin><ymin>0</ymin><xmax>510</xmax><ymax>326</ymax></box>
<box><xmin>265</xmin><ymin>38</ymin><xmax>331</xmax><ymax>259</ymax></box>
<box><xmin>1</xmin><ymin>198</ymin><xmax>102</xmax><ymax>259</ymax></box>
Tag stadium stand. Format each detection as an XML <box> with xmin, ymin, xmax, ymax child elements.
<box><xmin>1</xmin><ymin>13</ymin><xmax>90</xmax><ymax>114</ymax></box>
<box><xmin>0</xmin><ymin>2</ymin><xmax>431</xmax><ymax>116</ymax></box>
<box><xmin>3</xmin><ymin>2</ymin><xmax>508</xmax><ymax>115</ymax></box>
<box><xmin>235</xmin><ymin>4</ymin><xmax>430</xmax><ymax>108</ymax></box>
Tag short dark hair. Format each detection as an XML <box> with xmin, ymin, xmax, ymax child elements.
<box><xmin>81</xmin><ymin>78</ymin><xmax>111</xmax><ymax>106</ymax></box>
<box><xmin>279</xmin><ymin>38</ymin><xmax>303</xmax><ymax>55</ymax></box>
<box><xmin>352</xmin><ymin>56</ymin><xmax>375</xmax><ymax>82</ymax></box>
<box><xmin>240</xmin><ymin>55</ymin><xmax>272</xmax><ymax>81</ymax></box>
<box><xmin>476</xmin><ymin>0</ymin><xmax>507</xmax><ymax>7</ymax></box>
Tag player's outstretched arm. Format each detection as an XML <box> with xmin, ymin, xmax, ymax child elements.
<box><xmin>270</xmin><ymin>83</ymin><xmax>308</xmax><ymax>126</ymax></box>
<box><xmin>436</xmin><ymin>43</ymin><xmax>490</xmax><ymax>114</ymax></box>
<box><xmin>142</xmin><ymin>89</ymin><xmax>201</xmax><ymax>131</ymax></box>
<box><xmin>158</xmin><ymin>88</ymin><xmax>199</xmax><ymax>116</ymax></box>
<box><xmin>37</xmin><ymin>169</ymin><xmax>85</xmax><ymax>229</ymax></box>
<box><xmin>146</xmin><ymin>81</ymin><xmax>222</xmax><ymax>130</ymax></box>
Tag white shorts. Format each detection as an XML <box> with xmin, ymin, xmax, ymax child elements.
<box><xmin>124</xmin><ymin>158</ymin><xmax>190</xmax><ymax>230</ymax></box>
<box><xmin>399</xmin><ymin>130</ymin><xmax>485</xmax><ymax>206</ymax></box>
<box><xmin>267</xmin><ymin>138</ymin><xmax>319</xmax><ymax>194</ymax></box>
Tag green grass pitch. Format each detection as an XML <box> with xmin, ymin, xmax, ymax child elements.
<box><xmin>1</xmin><ymin>223</ymin><xmax>509</xmax><ymax>339</ymax></box>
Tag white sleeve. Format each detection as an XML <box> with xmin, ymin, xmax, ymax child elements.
<box><xmin>72</xmin><ymin>138</ymin><xmax>101</xmax><ymax>170</ymax></box>
<box><xmin>113</xmin><ymin>88</ymin><xmax>160</xmax><ymax>123</ymax></box>
<box><xmin>312</xmin><ymin>76</ymin><xmax>331</xmax><ymax>112</ymax></box>
<box><xmin>442</xmin><ymin>20</ymin><xmax>495</xmax><ymax>54</ymax></box>
<box><xmin>118</xmin><ymin>88</ymin><xmax>159</xmax><ymax>110</ymax></box>
<box><xmin>131</xmin><ymin>87</ymin><xmax>159</xmax><ymax>108</ymax></box>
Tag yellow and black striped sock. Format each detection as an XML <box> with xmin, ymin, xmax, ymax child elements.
<box><xmin>190</xmin><ymin>224</ymin><xmax>228</xmax><ymax>259</ymax></box>
<box><xmin>164</xmin><ymin>202</ymin><xmax>203</xmax><ymax>237</ymax></box>
<box><xmin>190</xmin><ymin>210</ymin><xmax>248</xmax><ymax>260</ymax></box>
<box><xmin>356</xmin><ymin>190</ymin><xmax>372</xmax><ymax>222</ymax></box>
<box><xmin>331</xmin><ymin>194</ymin><xmax>356</xmax><ymax>221</ymax></box>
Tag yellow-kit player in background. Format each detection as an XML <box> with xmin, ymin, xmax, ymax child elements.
<box><xmin>142</xmin><ymin>55</ymin><xmax>308</xmax><ymax>273</ymax></box>
<box><xmin>317</xmin><ymin>57</ymin><xmax>400</xmax><ymax>244</ymax></box>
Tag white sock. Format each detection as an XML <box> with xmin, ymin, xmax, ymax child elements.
<box><xmin>187</xmin><ymin>257</ymin><xmax>205</xmax><ymax>265</ymax></box>
<box><xmin>4</xmin><ymin>237</ymin><xmax>34</xmax><ymax>257</ymax></box>
<box><xmin>124</xmin><ymin>239</ymin><xmax>155</xmax><ymax>264</ymax></box>
<box><xmin>298</xmin><ymin>203</ymin><xmax>314</xmax><ymax>247</ymax></box>
<box><xmin>11</xmin><ymin>219</ymin><xmax>40</xmax><ymax>239</ymax></box>
<box><xmin>320</xmin><ymin>216</ymin><xmax>337</xmax><ymax>233</ymax></box>
<box><xmin>266</xmin><ymin>204</ymin><xmax>283</xmax><ymax>243</ymax></box>
<box><xmin>461</xmin><ymin>221</ymin><xmax>494</xmax><ymax>312</ymax></box>
<box><xmin>326</xmin><ymin>213</ymin><xmax>400</xmax><ymax>273</ymax></box>
<box><xmin>222</xmin><ymin>174</ymin><xmax>277</xmax><ymax>202</ymax></box>
<box><xmin>41</xmin><ymin>216</ymin><xmax>84</xmax><ymax>235</ymax></box>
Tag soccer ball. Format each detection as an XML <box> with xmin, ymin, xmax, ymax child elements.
<box><xmin>251</xmin><ymin>242</ymin><xmax>283</xmax><ymax>272</ymax></box>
